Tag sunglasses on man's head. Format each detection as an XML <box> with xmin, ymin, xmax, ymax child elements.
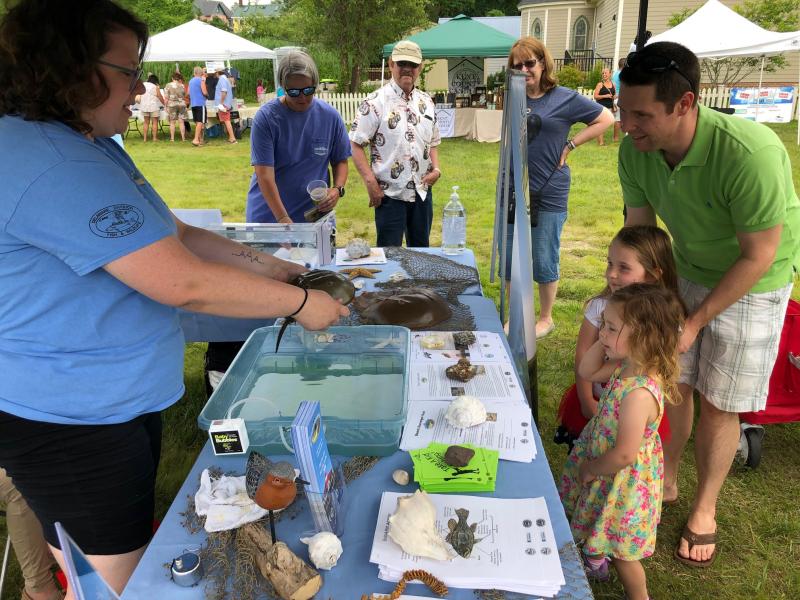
<box><xmin>511</xmin><ymin>59</ymin><xmax>540</xmax><ymax>71</ymax></box>
<box><xmin>285</xmin><ymin>86</ymin><xmax>316</xmax><ymax>97</ymax></box>
<box><xmin>625</xmin><ymin>52</ymin><xmax>695</xmax><ymax>93</ymax></box>
<box><xmin>97</xmin><ymin>59</ymin><xmax>143</xmax><ymax>92</ymax></box>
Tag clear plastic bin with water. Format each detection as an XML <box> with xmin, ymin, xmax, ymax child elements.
<box><xmin>198</xmin><ymin>325</ymin><xmax>411</xmax><ymax>456</ymax></box>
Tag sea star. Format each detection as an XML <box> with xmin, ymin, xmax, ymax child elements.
<box><xmin>339</xmin><ymin>267</ymin><xmax>382</xmax><ymax>280</ymax></box>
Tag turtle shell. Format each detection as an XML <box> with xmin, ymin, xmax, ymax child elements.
<box><xmin>290</xmin><ymin>269</ymin><xmax>355</xmax><ymax>304</ymax></box>
<box><xmin>352</xmin><ymin>287</ymin><xmax>452</xmax><ymax>329</ymax></box>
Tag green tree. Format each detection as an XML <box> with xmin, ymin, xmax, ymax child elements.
<box><xmin>282</xmin><ymin>0</ymin><xmax>429</xmax><ymax>92</ymax></box>
<box><xmin>207</xmin><ymin>16</ymin><xmax>230</xmax><ymax>30</ymax></box>
<box><xmin>239</xmin><ymin>14</ymin><xmax>274</xmax><ymax>39</ymax></box>
<box><xmin>116</xmin><ymin>0</ymin><xmax>195</xmax><ymax>34</ymax></box>
<box><xmin>670</xmin><ymin>0</ymin><xmax>800</xmax><ymax>87</ymax></box>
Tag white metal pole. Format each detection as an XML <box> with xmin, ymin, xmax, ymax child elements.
<box><xmin>754</xmin><ymin>55</ymin><xmax>765</xmax><ymax>122</ymax></box>
<box><xmin>381</xmin><ymin>57</ymin><xmax>385</xmax><ymax>87</ymax></box>
<box><xmin>796</xmin><ymin>50</ymin><xmax>799</xmax><ymax>145</ymax></box>
<box><xmin>0</xmin><ymin>535</ymin><xmax>11</xmax><ymax>599</ymax></box>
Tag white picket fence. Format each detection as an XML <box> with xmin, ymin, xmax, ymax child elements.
<box><xmin>576</xmin><ymin>86</ymin><xmax>735</xmax><ymax>109</ymax></box>
<box><xmin>261</xmin><ymin>86</ymin><xmax>780</xmax><ymax>123</ymax></box>
<box><xmin>257</xmin><ymin>91</ymin><xmax>364</xmax><ymax>124</ymax></box>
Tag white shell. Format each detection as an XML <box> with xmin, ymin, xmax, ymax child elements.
<box><xmin>388</xmin><ymin>490</ymin><xmax>455</xmax><ymax>561</ymax></box>
<box><xmin>300</xmin><ymin>532</ymin><xmax>343</xmax><ymax>570</ymax></box>
<box><xmin>444</xmin><ymin>395</ymin><xmax>487</xmax><ymax>428</ymax></box>
<box><xmin>392</xmin><ymin>469</ymin><xmax>410</xmax><ymax>486</ymax></box>
<box><xmin>345</xmin><ymin>238</ymin><xmax>371</xmax><ymax>259</ymax></box>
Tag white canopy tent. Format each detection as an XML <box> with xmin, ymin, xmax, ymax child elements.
<box><xmin>647</xmin><ymin>0</ymin><xmax>800</xmax><ymax>57</ymax></box>
<box><xmin>646</xmin><ymin>0</ymin><xmax>800</xmax><ymax>140</ymax></box>
<box><xmin>144</xmin><ymin>19</ymin><xmax>276</xmax><ymax>62</ymax></box>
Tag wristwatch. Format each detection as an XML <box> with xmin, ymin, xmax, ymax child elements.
<box><xmin>336</xmin><ymin>186</ymin><xmax>345</xmax><ymax>198</ymax></box>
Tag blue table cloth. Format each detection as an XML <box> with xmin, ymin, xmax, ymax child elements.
<box><xmin>122</xmin><ymin>251</ymin><xmax>592</xmax><ymax>599</ymax></box>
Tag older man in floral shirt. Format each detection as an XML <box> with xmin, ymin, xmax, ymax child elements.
<box><xmin>350</xmin><ymin>40</ymin><xmax>442</xmax><ymax>247</ymax></box>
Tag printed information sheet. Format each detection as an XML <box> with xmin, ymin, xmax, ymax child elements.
<box><xmin>370</xmin><ymin>492</ymin><xmax>564</xmax><ymax>596</ymax></box>
<box><xmin>400</xmin><ymin>400</ymin><xmax>536</xmax><ymax>462</ymax></box>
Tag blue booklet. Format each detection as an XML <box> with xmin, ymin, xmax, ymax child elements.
<box><xmin>291</xmin><ymin>401</ymin><xmax>345</xmax><ymax>535</ymax></box>
<box><xmin>291</xmin><ymin>400</ymin><xmax>333</xmax><ymax>494</ymax></box>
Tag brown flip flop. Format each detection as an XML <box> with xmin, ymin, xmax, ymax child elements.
<box><xmin>674</xmin><ymin>525</ymin><xmax>718</xmax><ymax>568</ymax></box>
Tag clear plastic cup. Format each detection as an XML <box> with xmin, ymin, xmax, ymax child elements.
<box><xmin>307</xmin><ymin>180</ymin><xmax>328</xmax><ymax>204</ymax></box>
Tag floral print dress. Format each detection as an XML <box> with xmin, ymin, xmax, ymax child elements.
<box><xmin>559</xmin><ymin>366</ymin><xmax>664</xmax><ymax>560</ymax></box>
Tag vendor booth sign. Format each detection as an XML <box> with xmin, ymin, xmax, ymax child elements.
<box><xmin>448</xmin><ymin>59</ymin><xmax>483</xmax><ymax>95</ymax></box>
<box><xmin>729</xmin><ymin>86</ymin><xmax>794</xmax><ymax>123</ymax></box>
<box><xmin>435</xmin><ymin>108</ymin><xmax>456</xmax><ymax>138</ymax></box>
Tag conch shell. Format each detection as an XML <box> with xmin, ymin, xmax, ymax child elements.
<box><xmin>388</xmin><ymin>490</ymin><xmax>455</xmax><ymax>561</ymax></box>
<box><xmin>444</xmin><ymin>395</ymin><xmax>487</xmax><ymax>428</ymax></box>
<box><xmin>300</xmin><ymin>531</ymin><xmax>343</xmax><ymax>570</ymax></box>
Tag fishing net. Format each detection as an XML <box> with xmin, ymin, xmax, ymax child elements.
<box><xmin>345</xmin><ymin>248</ymin><xmax>479</xmax><ymax>331</ymax></box>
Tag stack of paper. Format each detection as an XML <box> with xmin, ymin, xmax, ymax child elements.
<box><xmin>400</xmin><ymin>399</ymin><xmax>536</xmax><ymax>462</ymax></box>
<box><xmin>409</xmin><ymin>443</ymin><xmax>498</xmax><ymax>493</ymax></box>
<box><xmin>370</xmin><ymin>492</ymin><xmax>565</xmax><ymax>597</ymax></box>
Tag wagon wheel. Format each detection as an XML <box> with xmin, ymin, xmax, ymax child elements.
<box><xmin>739</xmin><ymin>424</ymin><xmax>764</xmax><ymax>469</ymax></box>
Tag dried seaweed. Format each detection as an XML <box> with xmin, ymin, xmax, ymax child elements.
<box><xmin>474</xmin><ymin>590</ymin><xmax>507</xmax><ymax>600</ymax></box>
<box><xmin>181</xmin><ymin>460</ymin><xmax>380</xmax><ymax>599</ymax></box>
<box><xmin>343</xmin><ymin>455</ymin><xmax>380</xmax><ymax>482</ymax></box>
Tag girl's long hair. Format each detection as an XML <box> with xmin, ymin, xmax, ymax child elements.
<box><xmin>608</xmin><ymin>283</ymin><xmax>686</xmax><ymax>405</ymax></box>
<box><xmin>589</xmin><ymin>225</ymin><xmax>678</xmax><ymax>306</ymax></box>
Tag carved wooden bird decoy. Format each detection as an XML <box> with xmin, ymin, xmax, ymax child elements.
<box><xmin>245</xmin><ymin>452</ymin><xmax>300</xmax><ymax>511</ymax></box>
<box><xmin>246</xmin><ymin>451</ymin><xmax>308</xmax><ymax>543</ymax></box>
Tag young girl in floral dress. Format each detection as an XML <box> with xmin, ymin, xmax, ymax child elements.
<box><xmin>559</xmin><ymin>283</ymin><xmax>685</xmax><ymax>600</ymax></box>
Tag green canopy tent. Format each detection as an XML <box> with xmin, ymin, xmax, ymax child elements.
<box><xmin>380</xmin><ymin>14</ymin><xmax>516</xmax><ymax>85</ymax></box>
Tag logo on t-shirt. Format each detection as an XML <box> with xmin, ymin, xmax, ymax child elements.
<box><xmin>89</xmin><ymin>204</ymin><xmax>144</xmax><ymax>238</ymax></box>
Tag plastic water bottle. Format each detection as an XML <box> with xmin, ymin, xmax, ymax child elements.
<box><xmin>441</xmin><ymin>185</ymin><xmax>466</xmax><ymax>255</ymax></box>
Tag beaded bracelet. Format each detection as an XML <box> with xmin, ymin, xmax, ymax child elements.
<box><xmin>287</xmin><ymin>287</ymin><xmax>308</xmax><ymax>317</ymax></box>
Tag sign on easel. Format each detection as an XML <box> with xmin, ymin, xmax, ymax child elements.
<box><xmin>448</xmin><ymin>59</ymin><xmax>483</xmax><ymax>94</ymax></box>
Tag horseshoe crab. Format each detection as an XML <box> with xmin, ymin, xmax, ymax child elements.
<box><xmin>446</xmin><ymin>508</ymin><xmax>479</xmax><ymax>558</ymax></box>
<box><xmin>352</xmin><ymin>287</ymin><xmax>452</xmax><ymax>330</ymax></box>
<box><xmin>275</xmin><ymin>270</ymin><xmax>355</xmax><ymax>351</ymax></box>
<box><xmin>289</xmin><ymin>269</ymin><xmax>355</xmax><ymax>304</ymax></box>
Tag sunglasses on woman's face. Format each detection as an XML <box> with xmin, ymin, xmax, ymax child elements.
<box><xmin>286</xmin><ymin>86</ymin><xmax>316</xmax><ymax>97</ymax></box>
<box><xmin>511</xmin><ymin>59</ymin><xmax>540</xmax><ymax>71</ymax></box>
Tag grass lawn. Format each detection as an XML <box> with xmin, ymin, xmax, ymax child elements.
<box><xmin>2</xmin><ymin>122</ymin><xmax>799</xmax><ymax>599</ymax></box>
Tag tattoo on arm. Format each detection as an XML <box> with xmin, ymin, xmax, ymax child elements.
<box><xmin>232</xmin><ymin>249</ymin><xmax>265</xmax><ymax>264</ymax></box>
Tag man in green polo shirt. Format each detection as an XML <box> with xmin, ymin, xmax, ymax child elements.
<box><xmin>618</xmin><ymin>41</ymin><xmax>799</xmax><ymax>569</ymax></box>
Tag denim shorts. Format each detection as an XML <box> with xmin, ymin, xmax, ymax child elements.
<box><xmin>503</xmin><ymin>210</ymin><xmax>568</xmax><ymax>283</ymax></box>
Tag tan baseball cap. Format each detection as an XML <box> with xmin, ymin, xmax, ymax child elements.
<box><xmin>391</xmin><ymin>40</ymin><xmax>422</xmax><ymax>65</ymax></box>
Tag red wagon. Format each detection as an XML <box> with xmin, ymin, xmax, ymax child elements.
<box><xmin>737</xmin><ymin>299</ymin><xmax>800</xmax><ymax>468</ymax></box>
